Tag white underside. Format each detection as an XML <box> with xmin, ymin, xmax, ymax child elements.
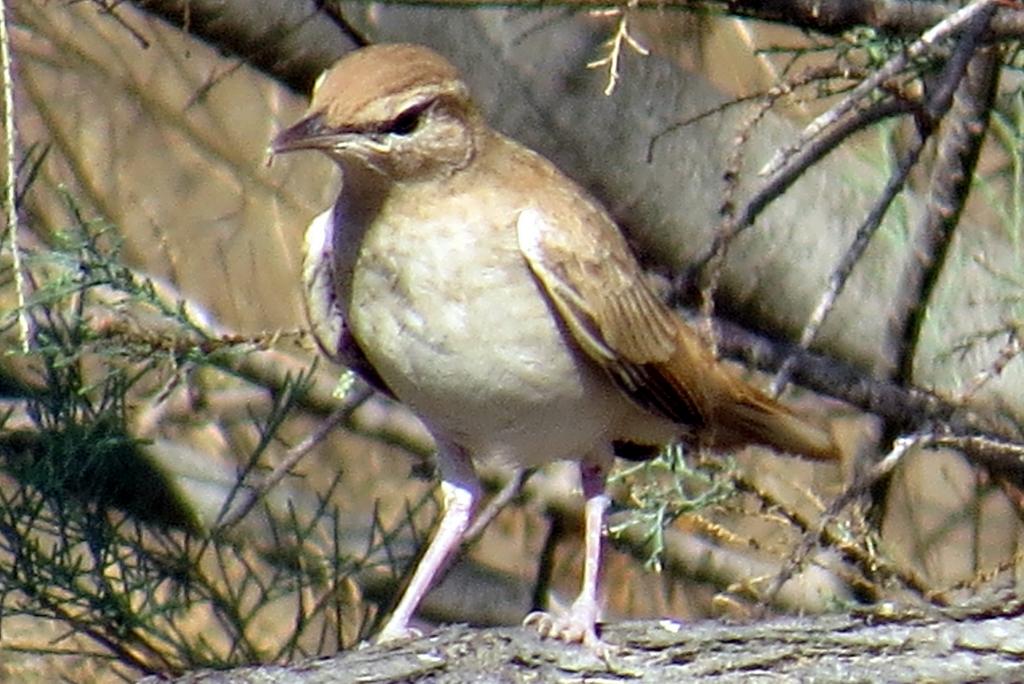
<box><xmin>343</xmin><ymin>197</ymin><xmax>634</xmax><ymax>467</ymax></box>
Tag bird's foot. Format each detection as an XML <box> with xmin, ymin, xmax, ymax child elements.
<box><xmin>523</xmin><ymin>600</ymin><xmax>610</xmax><ymax>657</ymax></box>
<box><xmin>374</xmin><ymin>623</ymin><xmax>423</xmax><ymax>646</ymax></box>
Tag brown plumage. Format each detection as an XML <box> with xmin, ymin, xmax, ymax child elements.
<box><xmin>516</xmin><ymin>202</ymin><xmax>836</xmax><ymax>461</ymax></box>
<box><xmin>272</xmin><ymin>43</ymin><xmax>837</xmax><ymax>651</ymax></box>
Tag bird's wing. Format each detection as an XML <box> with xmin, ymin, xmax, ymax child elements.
<box><xmin>516</xmin><ymin>206</ymin><xmax>711</xmax><ymax>428</ymax></box>
<box><xmin>302</xmin><ymin>207</ymin><xmax>394</xmax><ymax>397</ymax></box>
<box><xmin>517</xmin><ymin>206</ymin><xmax>837</xmax><ymax>460</ymax></box>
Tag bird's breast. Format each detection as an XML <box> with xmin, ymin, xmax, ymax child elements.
<box><xmin>344</xmin><ymin>188</ymin><xmax>619</xmax><ymax>465</ymax></box>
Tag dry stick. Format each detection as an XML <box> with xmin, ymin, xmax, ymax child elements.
<box><xmin>674</xmin><ymin>65</ymin><xmax>879</xmax><ymax>327</ymax></box>
<box><xmin>769</xmin><ymin>5</ymin><xmax>997</xmax><ymax>395</ymax></box>
<box><xmin>699</xmin><ymin>74</ymin><xmax>794</xmax><ymax>349</ymax></box>
<box><xmin>761</xmin><ymin>433</ymin><xmax>933</xmax><ymax>612</ymax></box>
<box><xmin>762</xmin><ymin>0</ymin><xmax>1000</xmax><ymax>180</ymax></box>
<box><xmin>649</xmin><ymin>63</ymin><xmax>874</xmax><ymax>167</ymax></box>
<box><xmin>688</xmin><ymin>0</ymin><xmax>999</xmax><ymax>278</ymax></box>
<box><xmin>462</xmin><ymin>467</ymin><xmax>531</xmax><ymax>546</ymax></box>
<box><xmin>696</xmin><ymin>64</ymin><xmax>844</xmax><ymax>339</ymax></box>
<box><xmin>695</xmin><ymin>0</ymin><xmax>1023</xmax><ymax>38</ymax></box>
<box><xmin>769</xmin><ymin>120</ymin><xmax>927</xmax><ymax>396</ymax></box>
<box><xmin>960</xmin><ymin>326</ymin><xmax>1024</xmax><ymax>401</ymax></box>
<box><xmin>0</xmin><ymin>0</ymin><xmax>31</xmax><ymax>353</ymax></box>
<box><xmin>931</xmin><ymin>433</ymin><xmax>1024</xmax><ymax>485</ymax></box>
<box><xmin>764</xmin><ymin>20</ymin><xmax>1003</xmax><ymax>607</ymax></box>
<box><xmin>894</xmin><ymin>45</ymin><xmax>1003</xmax><ymax>384</ymax></box>
<box><xmin>688</xmin><ymin>97</ymin><xmax>913</xmax><ymax>282</ymax></box>
<box><xmin>587</xmin><ymin>7</ymin><xmax>649</xmax><ymax>96</ymax></box>
<box><xmin>733</xmin><ymin>456</ymin><xmax>930</xmax><ymax>606</ymax></box>
<box><xmin>215</xmin><ymin>387</ymin><xmax>373</xmax><ymax>530</ymax></box>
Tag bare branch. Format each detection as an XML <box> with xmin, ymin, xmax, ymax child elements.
<box><xmin>893</xmin><ymin>43</ymin><xmax>1002</xmax><ymax>382</ymax></box>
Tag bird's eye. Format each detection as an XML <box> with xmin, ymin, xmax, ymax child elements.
<box><xmin>385</xmin><ymin>102</ymin><xmax>429</xmax><ymax>136</ymax></box>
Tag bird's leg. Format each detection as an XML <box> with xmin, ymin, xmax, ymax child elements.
<box><xmin>525</xmin><ymin>457</ymin><xmax>610</xmax><ymax>652</ymax></box>
<box><xmin>375</xmin><ymin>440</ymin><xmax>479</xmax><ymax>644</ymax></box>
<box><xmin>571</xmin><ymin>459</ymin><xmax>610</xmax><ymax>647</ymax></box>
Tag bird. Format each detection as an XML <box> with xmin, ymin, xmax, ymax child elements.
<box><xmin>270</xmin><ymin>43</ymin><xmax>838</xmax><ymax>650</ymax></box>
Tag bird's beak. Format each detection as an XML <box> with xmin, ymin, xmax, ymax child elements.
<box><xmin>270</xmin><ymin>112</ymin><xmax>334</xmax><ymax>156</ymax></box>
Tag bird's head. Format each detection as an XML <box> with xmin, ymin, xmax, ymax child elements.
<box><xmin>271</xmin><ymin>44</ymin><xmax>483</xmax><ymax>181</ymax></box>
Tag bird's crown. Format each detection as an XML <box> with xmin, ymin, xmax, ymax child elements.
<box><xmin>310</xmin><ymin>43</ymin><xmax>471</xmax><ymax>131</ymax></box>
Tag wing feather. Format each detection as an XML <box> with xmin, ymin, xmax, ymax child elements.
<box><xmin>517</xmin><ymin>206</ymin><xmax>708</xmax><ymax>427</ymax></box>
<box><xmin>303</xmin><ymin>206</ymin><xmax>394</xmax><ymax>397</ymax></box>
<box><xmin>516</xmin><ymin>205</ymin><xmax>837</xmax><ymax>461</ymax></box>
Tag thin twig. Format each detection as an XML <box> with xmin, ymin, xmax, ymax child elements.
<box><xmin>687</xmin><ymin>97</ymin><xmax>913</xmax><ymax>282</ymax></box>
<box><xmin>960</xmin><ymin>326</ymin><xmax>1024</xmax><ymax>401</ymax></box>
<box><xmin>761</xmin><ymin>432</ymin><xmax>931</xmax><ymax>611</ymax></box>
<box><xmin>216</xmin><ymin>386</ymin><xmax>373</xmax><ymax>530</ymax></box>
<box><xmin>1</xmin><ymin>0</ymin><xmax>30</xmax><ymax>352</ymax></box>
<box><xmin>771</xmin><ymin>112</ymin><xmax>928</xmax><ymax>395</ymax></box>
<box><xmin>894</xmin><ymin>40</ymin><xmax>1002</xmax><ymax>383</ymax></box>
<box><xmin>774</xmin><ymin>2</ymin><xmax>998</xmax><ymax>395</ymax></box>
<box><xmin>312</xmin><ymin>0</ymin><xmax>370</xmax><ymax>47</ymax></box>
<box><xmin>587</xmin><ymin>4</ymin><xmax>649</xmax><ymax>96</ymax></box>
<box><xmin>462</xmin><ymin>468</ymin><xmax>531</xmax><ymax>546</ymax></box>
<box><xmin>762</xmin><ymin>0</ymin><xmax>1000</xmax><ymax>179</ymax></box>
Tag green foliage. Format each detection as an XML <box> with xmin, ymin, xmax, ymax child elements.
<box><xmin>609</xmin><ymin>444</ymin><xmax>737</xmax><ymax>572</ymax></box>
<box><xmin>0</xmin><ymin>201</ymin><xmax>389</xmax><ymax>677</ymax></box>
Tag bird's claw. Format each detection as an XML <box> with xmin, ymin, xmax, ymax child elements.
<box><xmin>374</xmin><ymin>624</ymin><xmax>423</xmax><ymax>646</ymax></box>
<box><xmin>524</xmin><ymin>610</ymin><xmax>610</xmax><ymax>657</ymax></box>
